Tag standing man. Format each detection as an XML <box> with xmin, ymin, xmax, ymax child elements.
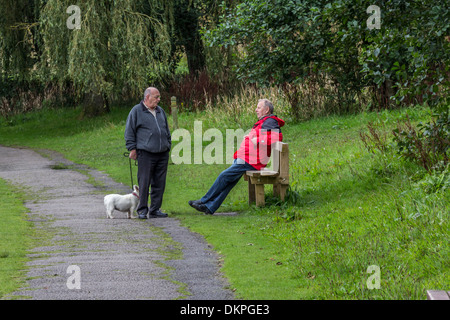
<box><xmin>125</xmin><ymin>87</ymin><xmax>171</xmax><ymax>219</ymax></box>
<box><xmin>189</xmin><ymin>99</ymin><xmax>285</xmax><ymax>215</ymax></box>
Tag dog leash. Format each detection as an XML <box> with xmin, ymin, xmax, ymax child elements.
<box><xmin>123</xmin><ymin>152</ymin><xmax>137</xmax><ymax>189</ymax></box>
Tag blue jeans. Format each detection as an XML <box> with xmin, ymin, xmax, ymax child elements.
<box><xmin>201</xmin><ymin>159</ymin><xmax>256</xmax><ymax>213</ymax></box>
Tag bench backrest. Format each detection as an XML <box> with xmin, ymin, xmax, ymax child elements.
<box><xmin>269</xmin><ymin>142</ymin><xmax>289</xmax><ymax>177</ymax></box>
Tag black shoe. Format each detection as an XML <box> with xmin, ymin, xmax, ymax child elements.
<box><xmin>188</xmin><ymin>200</ymin><xmax>202</xmax><ymax>208</ymax></box>
<box><xmin>189</xmin><ymin>200</ymin><xmax>213</xmax><ymax>215</ymax></box>
<box><xmin>149</xmin><ymin>210</ymin><xmax>168</xmax><ymax>218</ymax></box>
<box><xmin>138</xmin><ymin>213</ymin><xmax>148</xmax><ymax>219</ymax></box>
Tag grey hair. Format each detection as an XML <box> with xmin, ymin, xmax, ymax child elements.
<box><xmin>143</xmin><ymin>87</ymin><xmax>158</xmax><ymax>100</ymax></box>
<box><xmin>259</xmin><ymin>99</ymin><xmax>274</xmax><ymax>114</ymax></box>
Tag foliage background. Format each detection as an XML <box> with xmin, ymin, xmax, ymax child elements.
<box><xmin>0</xmin><ymin>0</ymin><xmax>448</xmax><ymax>300</ymax></box>
<box><xmin>1</xmin><ymin>0</ymin><xmax>447</xmax><ymax>117</ymax></box>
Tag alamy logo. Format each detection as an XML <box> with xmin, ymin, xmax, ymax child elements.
<box><xmin>66</xmin><ymin>5</ymin><xmax>81</xmax><ymax>30</ymax></box>
<box><xmin>367</xmin><ymin>5</ymin><xmax>381</xmax><ymax>30</ymax></box>
<box><xmin>170</xmin><ymin>121</ymin><xmax>281</xmax><ymax>168</ymax></box>
<box><xmin>66</xmin><ymin>265</ymin><xmax>81</xmax><ymax>289</ymax></box>
<box><xmin>366</xmin><ymin>265</ymin><xmax>381</xmax><ymax>289</ymax></box>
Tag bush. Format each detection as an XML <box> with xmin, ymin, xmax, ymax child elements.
<box><xmin>415</xmin><ymin>164</ymin><xmax>450</xmax><ymax>194</ymax></box>
<box><xmin>205</xmin><ymin>0</ymin><xmax>449</xmax><ymax>118</ymax></box>
<box><xmin>392</xmin><ymin>107</ymin><xmax>449</xmax><ymax>172</ymax></box>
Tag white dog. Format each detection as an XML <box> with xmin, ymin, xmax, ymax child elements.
<box><xmin>104</xmin><ymin>185</ymin><xmax>140</xmax><ymax>219</ymax></box>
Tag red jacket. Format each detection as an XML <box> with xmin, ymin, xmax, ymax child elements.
<box><xmin>234</xmin><ymin>115</ymin><xmax>285</xmax><ymax>170</ymax></box>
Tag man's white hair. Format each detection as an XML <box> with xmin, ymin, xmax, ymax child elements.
<box><xmin>144</xmin><ymin>87</ymin><xmax>158</xmax><ymax>100</ymax></box>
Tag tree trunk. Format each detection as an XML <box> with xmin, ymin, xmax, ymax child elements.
<box><xmin>174</xmin><ymin>1</ymin><xmax>206</xmax><ymax>75</ymax></box>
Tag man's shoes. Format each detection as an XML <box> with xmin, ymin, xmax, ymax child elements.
<box><xmin>138</xmin><ymin>213</ymin><xmax>148</xmax><ymax>219</ymax></box>
<box><xmin>188</xmin><ymin>200</ymin><xmax>202</xmax><ymax>207</ymax></box>
<box><xmin>149</xmin><ymin>210</ymin><xmax>168</xmax><ymax>218</ymax></box>
<box><xmin>188</xmin><ymin>200</ymin><xmax>213</xmax><ymax>215</ymax></box>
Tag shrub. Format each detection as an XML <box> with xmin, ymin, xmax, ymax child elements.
<box><xmin>360</xmin><ymin>121</ymin><xmax>391</xmax><ymax>155</ymax></box>
<box><xmin>392</xmin><ymin>108</ymin><xmax>449</xmax><ymax>172</ymax></box>
<box><xmin>415</xmin><ymin>163</ymin><xmax>450</xmax><ymax>194</ymax></box>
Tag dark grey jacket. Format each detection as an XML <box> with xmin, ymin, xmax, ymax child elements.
<box><xmin>125</xmin><ymin>101</ymin><xmax>171</xmax><ymax>153</ymax></box>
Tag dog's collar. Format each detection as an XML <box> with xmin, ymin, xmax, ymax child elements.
<box><xmin>132</xmin><ymin>192</ymin><xmax>140</xmax><ymax>199</ymax></box>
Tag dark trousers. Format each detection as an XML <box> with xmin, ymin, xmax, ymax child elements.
<box><xmin>137</xmin><ymin>149</ymin><xmax>169</xmax><ymax>215</ymax></box>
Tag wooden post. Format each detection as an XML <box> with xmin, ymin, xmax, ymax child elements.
<box><xmin>255</xmin><ymin>184</ymin><xmax>265</xmax><ymax>207</ymax></box>
<box><xmin>248</xmin><ymin>179</ymin><xmax>256</xmax><ymax>204</ymax></box>
<box><xmin>278</xmin><ymin>143</ymin><xmax>289</xmax><ymax>201</ymax></box>
<box><xmin>171</xmin><ymin>96</ymin><xmax>178</xmax><ymax>130</ymax></box>
<box><xmin>273</xmin><ymin>183</ymin><xmax>280</xmax><ymax>198</ymax></box>
<box><xmin>279</xmin><ymin>143</ymin><xmax>289</xmax><ymax>179</ymax></box>
<box><xmin>278</xmin><ymin>185</ymin><xmax>288</xmax><ymax>201</ymax></box>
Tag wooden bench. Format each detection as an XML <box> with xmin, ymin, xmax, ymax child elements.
<box><xmin>244</xmin><ymin>142</ymin><xmax>289</xmax><ymax>207</ymax></box>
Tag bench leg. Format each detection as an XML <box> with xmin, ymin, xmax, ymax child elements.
<box><xmin>273</xmin><ymin>184</ymin><xmax>280</xmax><ymax>198</ymax></box>
<box><xmin>273</xmin><ymin>184</ymin><xmax>288</xmax><ymax>201</ymax></box>
<box><xmin>255</xmin><ymin>184</ymin><xmax>265</xmax><ymax>207</ymax></box>
<box><xmin>279</xmin><ymin>185</ymin><xmax>288</xmax><ymax>201</ymax></box>
<box><xmin>248</xmin><ymin>179</ymin><xmax>256</xmax><ymax>204</ymax></box>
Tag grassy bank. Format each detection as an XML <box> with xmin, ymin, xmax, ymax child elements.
<box><xmin>0</xmin><ymin>103</ymin><xmax>448</xmax><ymax>299</ymax></box>
<box><xmin>0</xmin><ymin>179</ymin><xmax>34</xmax><ymax>298</ymax></box>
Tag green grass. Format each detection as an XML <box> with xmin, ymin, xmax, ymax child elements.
<box><xmin>179</xmin><ymin>214</ymin><xmax>312</xmax><ymax>299</ymax></box>
<box><xmin>0</xmin><ymin>104</ymin><xmax>448</xmax><ymax>299</ymax></box>
<box><xmin>0</xmin><ymin>179</ymin><xmax>34</xmax><ymax>298</ymax></box>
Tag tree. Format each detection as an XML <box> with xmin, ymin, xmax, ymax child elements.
<box><xmin>358</xmin><ymin>1</ymin><xmax>449</xmax><ymax>107</ymax></box>
<box><xmin>205</xmin><ymin>0</ymin><xmax>449</xmax><ymax>118</ymax></box>
<box><xmin>171</xmin><ymin>0</ymin><xmax>242</xmax><ymax>76</ymax></box>
<box><xmin>0</xmin><ymin>0</ymin><xmax>174</xmax><ymax>115</ymax></box>
<box><xmin>172</xmin><ymin>0</ymin><xmax>206</xmax><ymax>75</ymax></box>
<box><xmin>0</xmin><ymin>0</ymin><xmax>41</xmax><ymax>80</ymax></box>
<box><xmin>39</xmin><ymin>0</ymin><xmax>173</xmax><ymax>114</ymax></box>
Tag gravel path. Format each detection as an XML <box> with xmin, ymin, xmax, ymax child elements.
<box><xmin>0</xmin><ymin>145</ymin><xmax>234</xmax><ymax>300</ymax></box>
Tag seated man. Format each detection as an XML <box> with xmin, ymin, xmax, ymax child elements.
<box><xmin>189</xmin><ymin>99</ymin><xmax>285</xmax><ymax>215</ymax></box>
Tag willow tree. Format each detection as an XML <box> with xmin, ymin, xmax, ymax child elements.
<box><xmin>3</xmin><ymin>0</ymin><xmax>173</xmax><ymax>114</ymax></box>
<box><xmin>37</xmin><ymin>0</ymin><xmax>173</xmax><ymax>113</ymax></box>
<box><xmin>0</xmin><ymin>0</ymin><xmax>41</xmax><ymax>80</ymax></box>
<box><xmin>2</xmin><ymin>1</ymin><xmax>230</xmax><ymax>115</ymax></box>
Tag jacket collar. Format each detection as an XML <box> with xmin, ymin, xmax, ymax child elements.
<box><xmin>253</xmin><ymin>114</ymin><xmax>285</xmax><ymax>128</ymax></box>
<box><xmin>140</xmin><ymin>100</ymin><xmax>160</xmax><ymax>113</ymax></box>
<box><xmin>258</xmin><ymin>113</ymin><xmax>274</xmax><ymax>120</ymax></box>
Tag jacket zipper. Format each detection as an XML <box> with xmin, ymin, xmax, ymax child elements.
<box><xmin>152</xmin><ymin>109</ymin><xmax>163</xmax><ymax>152</ymax></box>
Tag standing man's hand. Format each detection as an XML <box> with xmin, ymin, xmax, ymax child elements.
<box><xmin>129</xmin><ymin>149</ymin><xmax>137</xmax><ymax>160</ymax></box>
